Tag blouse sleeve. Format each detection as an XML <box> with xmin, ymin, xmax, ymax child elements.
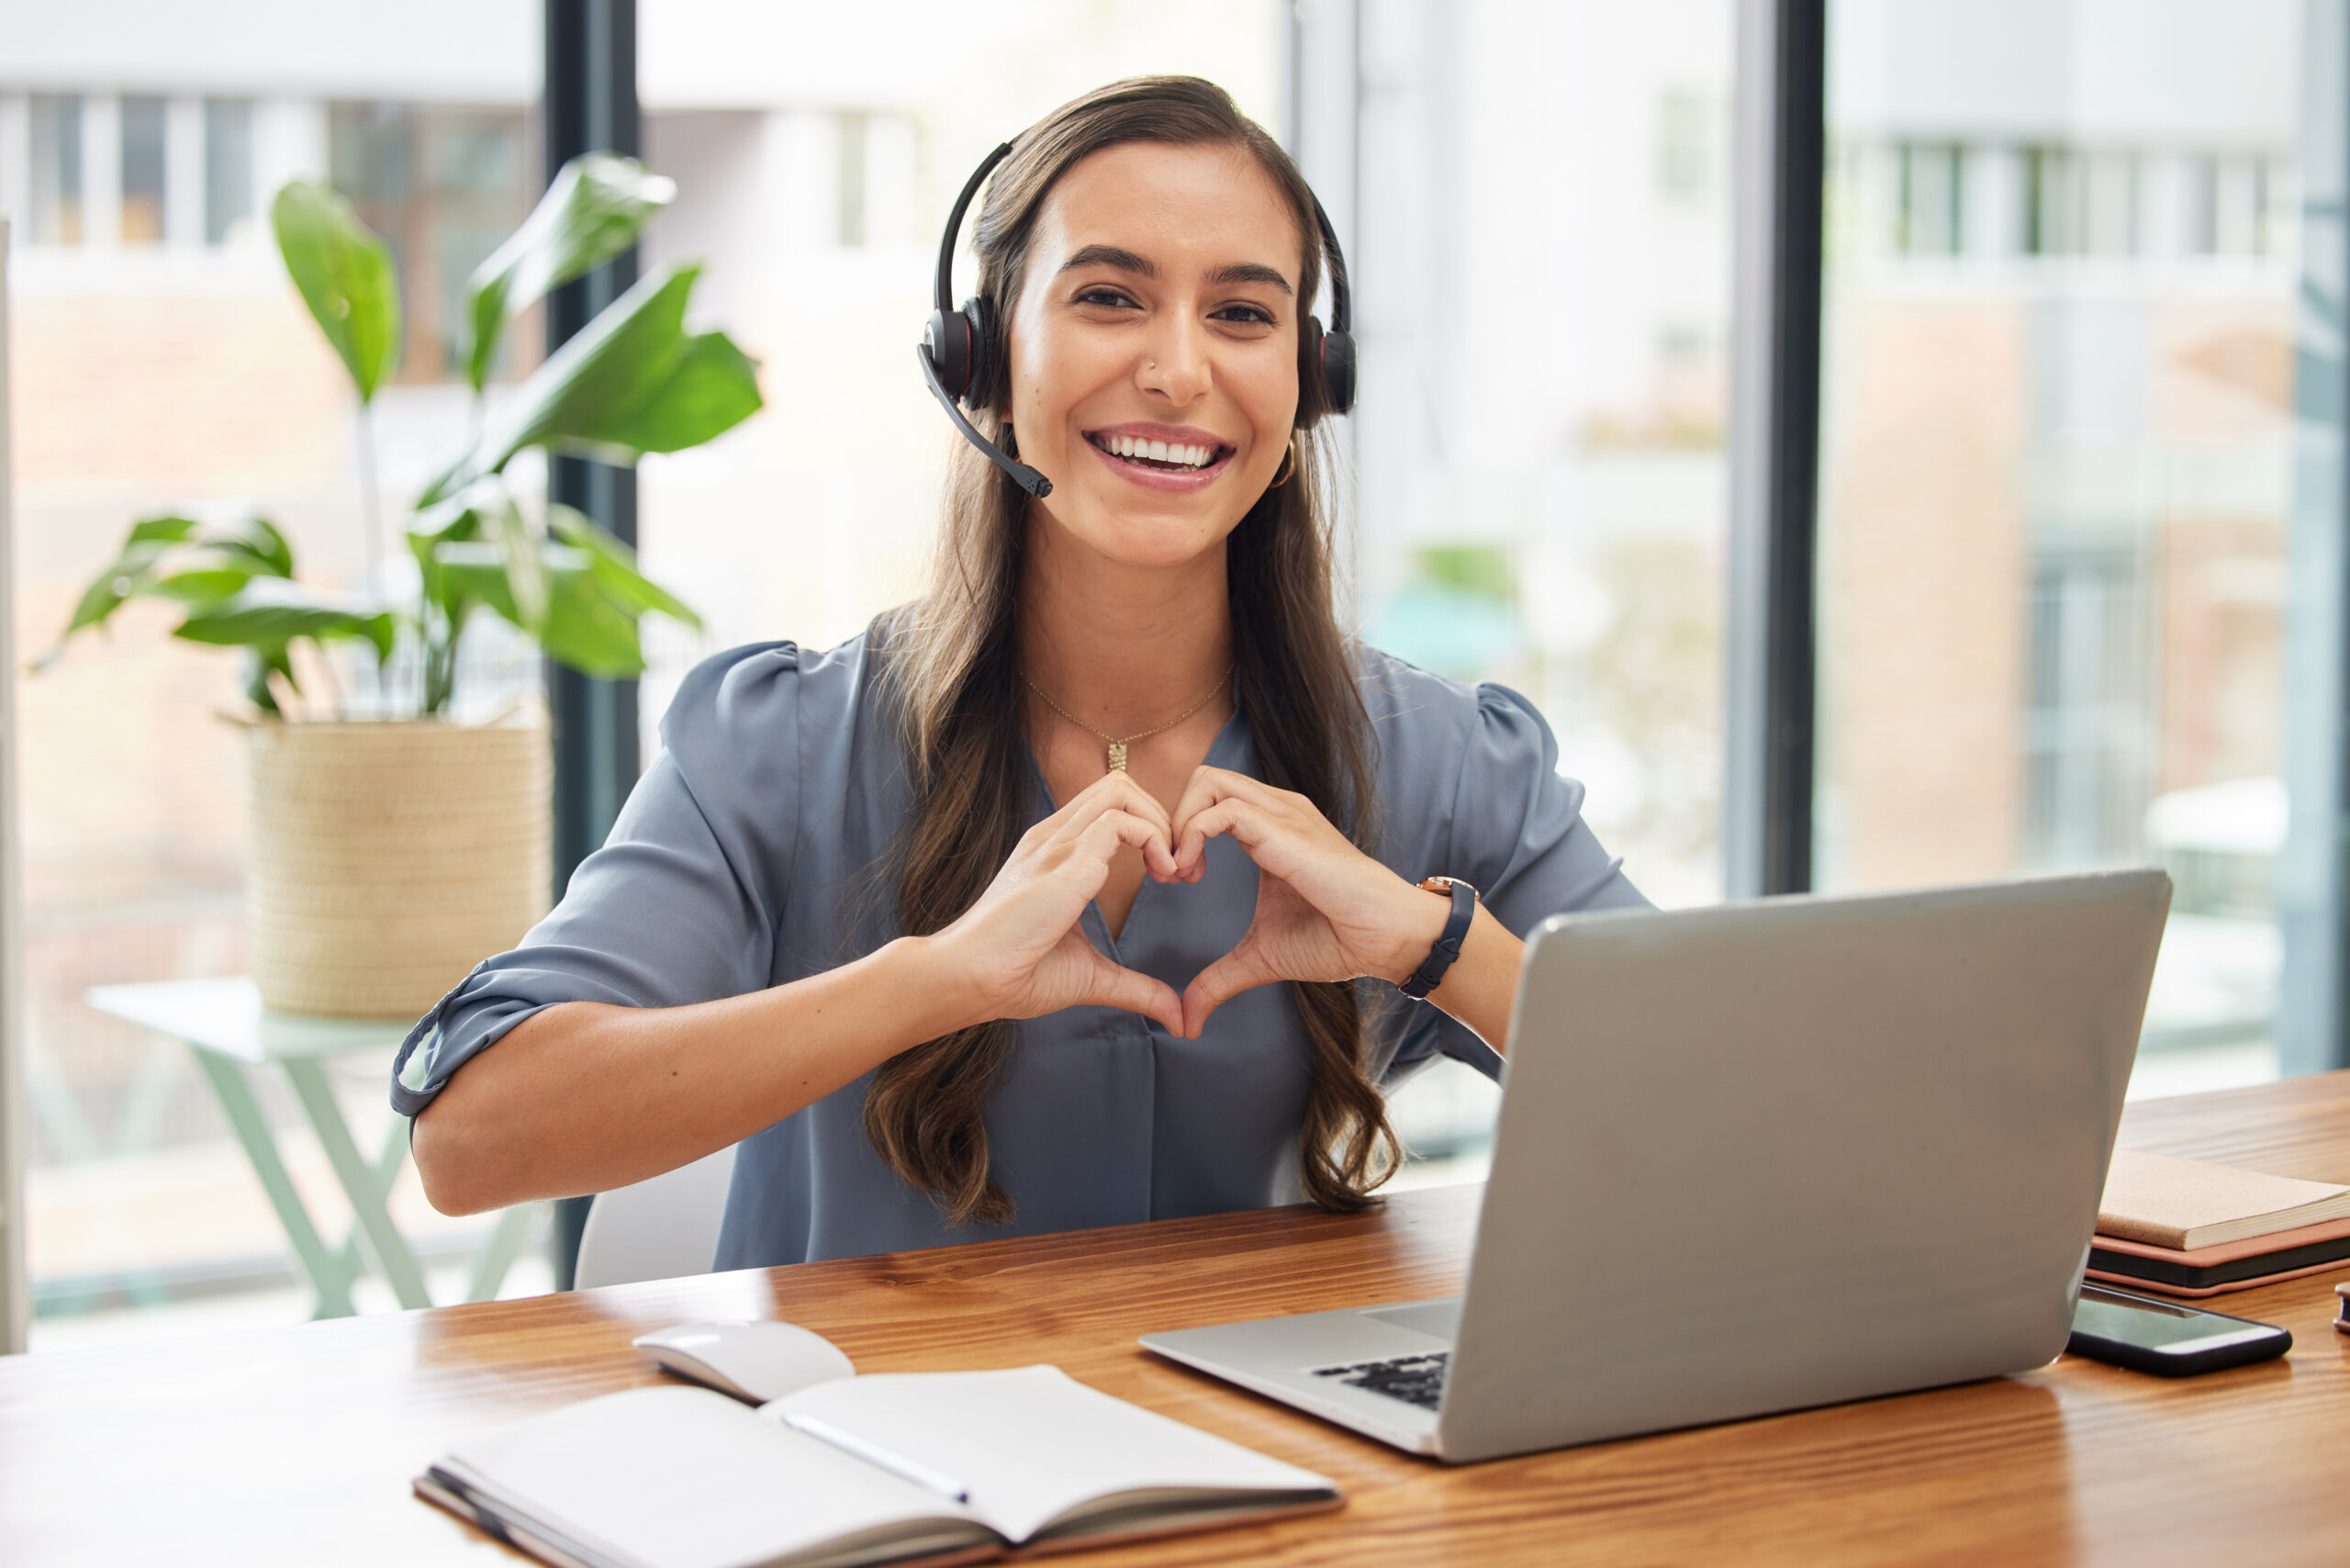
<box><xmin>389</xmin><ymin>643</ymin><xmax>803</xmax><ymax>1117</ymax></box>
<box><xmin>1382</xmin><ymin>680</ymin><xmax>1649</xmax><ymax>1085</ymax></box>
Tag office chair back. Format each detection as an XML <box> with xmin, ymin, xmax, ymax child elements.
<box><xmin>573</xmin><ymin>1144</ymin><xmax>737</xmax><ymax>1290</ymax></box>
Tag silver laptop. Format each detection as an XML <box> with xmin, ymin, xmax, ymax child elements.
<box><xmin>1141</xmin><ymin>871</ymin><xmax>2169</xmax><ymax>1463</ymax></box>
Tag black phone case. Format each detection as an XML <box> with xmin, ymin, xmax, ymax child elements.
<box><xmin>2067</xmin><ymin>1295</ymin><xmax>2292</xmax><ymax>1377</ymax></box>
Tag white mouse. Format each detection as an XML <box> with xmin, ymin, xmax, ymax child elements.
<box><xmin>632</xmin><ymin>1320</ymin><xmax>856</xmax><ymax>1405</ymax></box>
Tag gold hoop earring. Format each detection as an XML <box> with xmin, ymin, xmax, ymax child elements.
<box><xmin>1270</xmin><ymin>437</ymin><xmax>1299</xmax><ymax>488</ymax></box>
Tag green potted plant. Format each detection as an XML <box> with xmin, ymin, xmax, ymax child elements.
<box><xmin>42</xmin><ymin>155</ymin><xmax>761</xmax><ymax>1017</ymax></box>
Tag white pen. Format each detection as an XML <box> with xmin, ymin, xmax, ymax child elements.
<box><xmin>780</xmin><ymin>1413</ymin><xmax>973</xmax><ymax>1505</ymax></box>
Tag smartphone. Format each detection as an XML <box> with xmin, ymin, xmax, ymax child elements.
<box><xmin>2067</xmin><ymin>1283</ymin><xmax>2291</xmax><ymax>1376</ymax></box>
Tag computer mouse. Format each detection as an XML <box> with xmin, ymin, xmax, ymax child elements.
<box><xmin>631</xmin><ymin>1319</ymin><xmax>856</xmax><ymax>1405</ymax></box>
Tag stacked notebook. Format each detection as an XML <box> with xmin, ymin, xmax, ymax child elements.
<box><xmin>416</xmin><ymin>1363</ymin><xmax>1338</xmax><ymax>1568</ymax></box>
<box><xmin>2089</xmin><ymin>1148</ymin><xmax>2350</xmax><ymax>1297</ymax></box>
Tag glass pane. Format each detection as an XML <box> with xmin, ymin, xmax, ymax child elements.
<box><xmin>119</xmin><ymin>95</ymin><xmax>166</xmax><ymax>244</ymax></box>
<box><xmin>7</xmin><ymin>17</ymin><xmax>545</xmax><ymax>1349</ymax></box>
<box><xmin>330</xmin><ymin>102</ymin><xmax>532</xmax><ymax>383</ymax></box>
<box><xmin>28</xmin><ymin>95</ymin><xmax>83</xmax><ymax>245</ymax></box>
<box><xmin>1352</xmin><ymin>0</ymin><xmax>1734</xmax><ymax>910</ymax></box>
<box><xmin>1818</xmin><ymin>0</ymin><xmax>2306</xmax><ymax>1098</ymax></box>
<box><xmin>1351</xmin><ymin>0</ymin><xmax>1735</xmax><ymax>1182</ymax></box>
<box><xmin>203</xmin><ymin>98</ymin><xmax>255</xmax><ymax>246</ymax></box>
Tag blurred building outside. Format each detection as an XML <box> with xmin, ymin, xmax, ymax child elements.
<box><xmin>1818</xmin><ymin>0</ymin><xmax>2305</xmax><ymax>1099</ymax></box>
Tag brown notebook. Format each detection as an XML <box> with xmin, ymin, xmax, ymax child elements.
<box><xmin>2098</xmin><ymin>1149</ymin><xmax>2350</xmax><ymax>1250</ymax></box>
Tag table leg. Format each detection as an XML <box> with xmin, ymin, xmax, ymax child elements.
<box><xmin>324</xmin><ymin>1116</ymin><xmax>414</xmax><ymax>1299</ymax></box>
<box><xmin>189</xmin><ymin>1050</ymin><xmax>358</xmax><ymax>1318</ymax></box>
<box><xmin>465</xmin><ymin>1204</ymin><xmax>538</xmax><ymax>1304</ymax></box>
<box><xmin>284</xmin><ymin>1058</ymin><xmax>432</xmax><ymax>1311</ymax></box>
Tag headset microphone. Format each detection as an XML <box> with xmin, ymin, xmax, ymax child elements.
<box><xmin>916</xmin><ymin>342</ymin><xmax>1052</xmax><ymax>498</ymax></box>
<box><xmin>918</xmin><ymin>142</ymin><xmax>1052</xmax><ymax>498</ymax></box>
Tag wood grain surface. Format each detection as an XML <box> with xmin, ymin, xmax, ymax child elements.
<box><xmin>5</xmin><ymin>1074</ymin><xmax>2346</xmax><ymax>1566</ymax></box>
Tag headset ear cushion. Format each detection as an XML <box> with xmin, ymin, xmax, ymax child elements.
<box><xmin>1320</xmin><ymin>327</ymin><xmax>1357</xmax><ymax>418</ymax></box>
<box><xmin>924</xmin><ymin>308</ymin><xmax>971</xmax><ymax>400</ymax></box>
<box><xmin>1296</xmin><ymin>316</ymin><xmax>1326</xmax><ymax>428</ymax></box>
<box><xmin>958</xmin><ymin>295</ymin><xmax>998</xmax><ymax>411</ymax></box>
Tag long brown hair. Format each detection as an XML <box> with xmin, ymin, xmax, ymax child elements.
<box><xmin>868</xmin><ymin>76</ymin><xmax>1399</xmax><ymax>1226</ymax></box>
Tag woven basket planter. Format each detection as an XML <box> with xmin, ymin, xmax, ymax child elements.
<box><xmin>245</xmin><ymin>715</ymin><xmax>552</xmax><ymax>1019</ymax></box>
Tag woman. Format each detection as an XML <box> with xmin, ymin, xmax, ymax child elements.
<box><xmin>399</xmin><ymin>76</ymin><xmax>1645</xmax><ymax>1266</ymax></box>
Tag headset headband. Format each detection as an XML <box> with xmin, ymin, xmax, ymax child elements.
<box><xmin>936</xmin><ymin>141</ymin><xmax>1015</xmax><ymax>319</ymax></box>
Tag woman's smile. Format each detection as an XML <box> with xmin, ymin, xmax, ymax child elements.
<box><xmin>1083</xmin><ymin>421</ymin><xmax>1238</xmax><ymax>492</ymax></box>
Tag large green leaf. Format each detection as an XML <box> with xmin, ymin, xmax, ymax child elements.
<box><xmin>126</xmin><ymin>515</ymin><xmax>204</xmax><ymax>548</ymax></box>
<box><xmin>464</xmin><ymin>153</ymin><xmax>676</xmax><ymax>392</ymax></box>
<box><xmin>173</xmin><ymin>579</ymin><xmax>397</xmax><ymax>663</ymax></box>
<box><xmin>420</xmin><ymin>263</ymin><xmax>762</xmax><ymax>505</ymax></box>
<box><xmin>272</xmin><ymin>180</ymin><xmax>401</xmax><ymax>403</ymax></box>
<box><xmin>408</xmin><ymin>500</ymin><xmax>485</xmax><ymax>617</ymax></box>
<box><xmin>207</xmin><ymin>513</ymin><xmax>297</xmax><ymax>579</ymax></box>
<box><xmin>435</xmin><ymin>540</ymin><xmax>647</xmax><ymax>678</ymax></box>
<box><xmin>485</xmin><ymin>494</ymin><xmax>550</xmax><ymax>631</ymax></box>
<box><xmin>547</xmin><ymin>505</ymin><xmax>701</xmax><ymax>629</ymax></box>
<box><xmin>151</xmin><ymin>569</ymin><xmax>260</xmax><ymax>607</ymax></box>
<box><xmin>40</xmin><ymin>511</ymin><xmax>293</xmax><ymax>669</ymax></box>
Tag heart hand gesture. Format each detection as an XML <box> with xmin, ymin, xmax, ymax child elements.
<box><xmin>928</xmin><ymin>771</ymin><xmax>1185</xmax><ymax>1036</ymax></box>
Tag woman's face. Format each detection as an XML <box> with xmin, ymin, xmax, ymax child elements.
<box><xmin>1003</xmin><ymin>140</ymin><xmax>1305</xmax><ymax>570</ymax></box>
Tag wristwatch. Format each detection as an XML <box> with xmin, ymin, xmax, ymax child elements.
<box><xmin>1399</xmin><ymin>876</ymin><xmax>1479</xmax><ymax>1001</ymax></box>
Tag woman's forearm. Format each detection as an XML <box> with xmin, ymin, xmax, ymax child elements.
<box><xmin>1421</xmin><ymin>903</ymin><xmax>1524</xmax><ymax>1054</ymax></box>
<box><xmin>412</xmin><ymin>935</ymin><xmax>972</xmax><ymax>1215</ymax></box>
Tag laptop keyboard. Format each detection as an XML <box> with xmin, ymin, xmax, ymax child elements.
<box><xmin>1313</xmin><ymin>1352</ymin><xmax>1449</xmax><ymax>1411</ymax></box>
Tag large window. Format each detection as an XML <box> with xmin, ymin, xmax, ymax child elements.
<box><xmin>1817</xmin><ymin>0</ymin><xmax>2310</xmax><ymax>1095</ymax></box>
<box><xmin>3</xmin><ymin>8</ymin><xmax>545</xmax><ymax>1348</ymax></box>
<box><xmin>1351</xmin><ymin>0</ymin><xmax>1734</xmax><ymax>910</ymax></box>
<box><xmin>1337</xmin><ymin>0</ymin><xmax>1735</xmax><ymax>1174</ymax></box>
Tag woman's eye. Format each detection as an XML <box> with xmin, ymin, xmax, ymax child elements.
<box><xmin>1214</xmin><ymin>304</ymin><xmax>1276</xmax><ymax>327</ymax></box>
<box><xmin>1075</xmin><ymin>287</ymin><xmax>1136</xmax><ymax>308</ymax></box>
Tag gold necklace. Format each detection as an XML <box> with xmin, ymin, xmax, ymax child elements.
<box><xmin>1022</xmin><ymin>661</ymin><xmax>1236</xmax><ymax>773</ymax></box>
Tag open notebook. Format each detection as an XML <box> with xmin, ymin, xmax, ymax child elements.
<box><xmin>416</xmin><ymin>1368</ymin><xmax>1338</xmax><ymax>1568</ymax></box>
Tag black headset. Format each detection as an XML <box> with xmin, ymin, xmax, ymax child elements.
<box><xmin>916</xmin><ymin>140</ymin><xmax>1358</xmax><ymax>501</ymax></box>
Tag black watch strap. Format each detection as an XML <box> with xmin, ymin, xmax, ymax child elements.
<box><xmin>1400</xmin><ymin>877</ymin><xmax>1478</xmax><ymax>1001</ymax></box>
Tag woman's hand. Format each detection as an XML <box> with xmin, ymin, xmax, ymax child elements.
<box><xmin>1167</xmin><ymin>767</ymin><xmax>1449</xmax><ymax>1038</ymax></box>
<box><xmin>925</xmin><ymin>771</ymin><xmax>1186</xmax><ymax>1036</ymax></box>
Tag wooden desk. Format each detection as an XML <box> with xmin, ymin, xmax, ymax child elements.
<box><xmin>4</xmin><ymin>1074</ymin><xmax>2346</xmax><ymax>1566</ymax></box>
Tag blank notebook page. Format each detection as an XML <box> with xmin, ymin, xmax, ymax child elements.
<box><xmin>445</xmin><ymin>1385</ymin><xmax>979</xmax><ymax>1568</ymax></box>
<box><xmin>771</xmin><ymin>1366</ymin><xmax>1337</xmax><ymax>1545</ymax></box>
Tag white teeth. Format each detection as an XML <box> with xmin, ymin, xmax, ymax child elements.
<box><xmin>1097</xmin><ymin>435</ymin><xmax>1216</xmax><ymax>468</ymax></box>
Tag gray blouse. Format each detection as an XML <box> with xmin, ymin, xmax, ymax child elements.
<box><xmin>390</xmin><ymin>632</ymin><xmax>1646</xmax><ymax>1269</ymax></box>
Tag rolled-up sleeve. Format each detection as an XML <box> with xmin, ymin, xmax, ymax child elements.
<box><xmin>390</xmin><ymin>643</ymin><xmax>801</xmax><ymax>1116</ymax></box>
<box><xmin>1380</xmin><ymin>678</ymin><xmax>1649</xmax><ymax>1083</ymax></box>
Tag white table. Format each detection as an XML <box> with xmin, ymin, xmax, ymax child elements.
<box><xmin>82</xmin><ymin>978</ymin><xmax>535</xmax><ymax>1316</ymax></box>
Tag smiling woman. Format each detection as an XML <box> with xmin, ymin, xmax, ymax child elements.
<box><xmin>395</xmin><ymin>77</ymin><xmax>1647</xmax><ymax>1269</ymax></box>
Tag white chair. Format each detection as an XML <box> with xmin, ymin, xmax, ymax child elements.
<box><xmin>573</xmin><ymin>1144</ymin><xmax>738</xmax><ymax>1289</ymax></box>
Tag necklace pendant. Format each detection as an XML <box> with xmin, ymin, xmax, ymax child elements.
<box><xmin>1106</xmin><ymin>742</ymin><xmax>1128</xmax><ymax>773</ymax></box>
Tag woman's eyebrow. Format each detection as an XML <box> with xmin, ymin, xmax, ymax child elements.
<box><xmin>1204</xmin><ymin>262</ymin><xmax>1292</xmax><ymax>296</ymax></box>
<box><xmin>1059</xmin><ymin>243</ymin><xmax>1157</xmax><ymax>276</ymax></box>
<box><xmin>1056</xmin><ymin>246</ymin><xmax>1294</xmax><ymax>297</ymax></box>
